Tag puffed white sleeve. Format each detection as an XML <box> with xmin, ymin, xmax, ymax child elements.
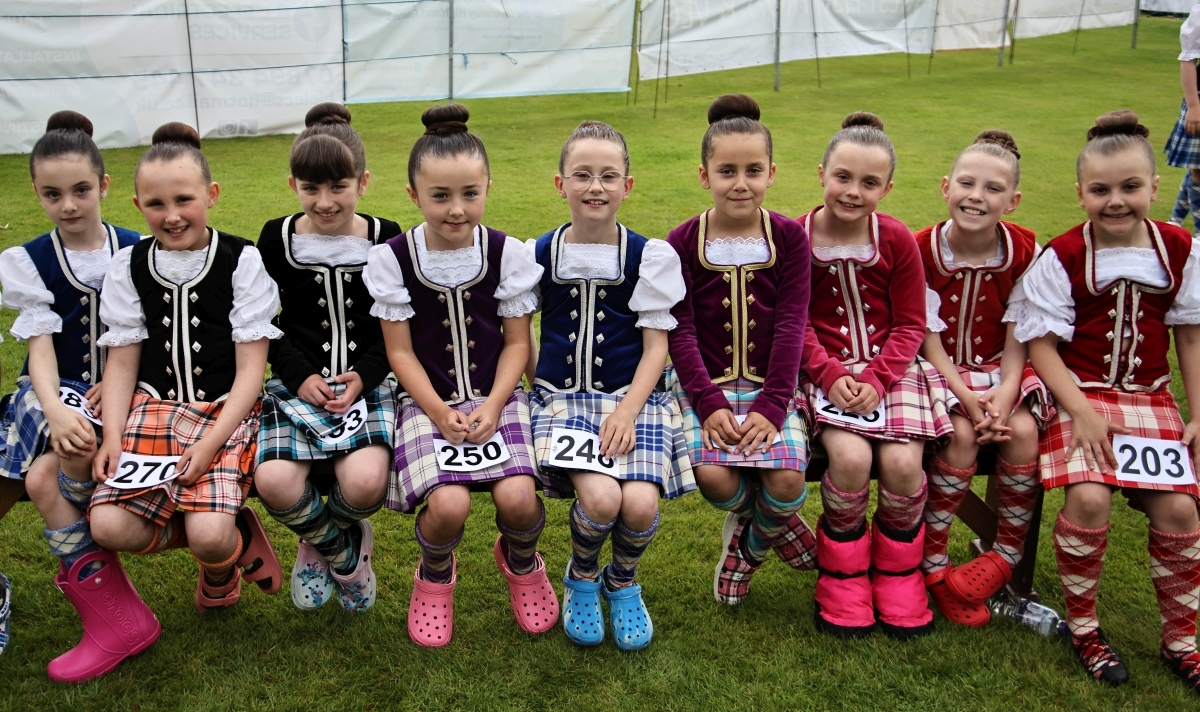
<box><xmin>925</xmin><ymin>288</ymin><xmax>947</xmax><ymax>333</ymax></box>
<box><xmin>0</xmin><ymin>247</ymin><xmax>59</xmax><ymax>340</ymax></box>
<box><xmin>1004</xmin><ymin>251</ymin><xmax>1075</xmax><ymax>343</ymax></box>
<box><xmin>494</xmin><ymin>236</ymin><xmax>543</xmax><ymax>318</ymax></box>
<box><xmin>1167</xmin><ymin>238</ymin><xmax>1200</xmax><ymax>325</ymax></box>
<box><xmin>1182</xmin><ymin>8</ymin><xmax>1200</xmax><ymax>61</ymax></box>
<box><xmin>629</xmin><ymin>239</ymin><xmax>685</xmax><ymax>330</ymax></box>
<box><xmin>364</xmin><ymin>243</ymin><xmax>414</xmax><ymax>321</ymax></box>
<box><xmin>230</xmin><ymin>246</ymin><xmax>283</xmax><ymax>342</ymax></box>
<box><xmin>97</xmin><ymin>246</ymin><xmax>148</xmax><ymax>347</ymax></box>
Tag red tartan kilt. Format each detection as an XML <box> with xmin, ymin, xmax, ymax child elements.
<box><xmin>951</xmin><ymin>363</ymin><xmax>1056</xmax><ymax>430</ymax></box>
<box><xmin>1039</xmin><ymin>388</ymin><xmax>1199</xmax><ymax>497</ymax></box>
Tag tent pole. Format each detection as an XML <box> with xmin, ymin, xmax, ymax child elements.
<box><xmin>653</xmin><ymin>0</ymin><xmax>666</xmax><ymax>118</ymax></box>
<box><xmin>448</xmin><ymin>0</ymin><xmax>455</xmax><ymax>103</ymax></box>
<box><xmin>997</xmin><ymin>0</ymin><xmax>1010</xmax><ymax>67</ymax></box>
<box><xmin>340</xmin><ymin>0</ymin><xmax>348</xmax><ymax>102</ymax></box>
<box><xmin>183</xmin><ymin>0</ymin><xmax>201</xmax><ymax>133</ymax></box>
<box><xmin>1131</xmin><ymin>0</ymin><xmax>1140</xmax><ymax>49</ymax></box>
<box><xmin>664</xmin><ymin>0</ymin><xmax>671</xmax><ymax>103</ymax></box>
<box><xmin>927</xmin><ymin>0</ymin><xmax>940</xmax><ymax>75</ymax></box>
<box><xmin>811</xmin><ymin>0</ymin><xmax>821</xmax><ymax>87</ymax></box>
<box><xmin>902</xmin><ymin>0</ymin><xmax>911</xmax><ymax>78</ymax></box>
<box><xmin>1008</xmin><ymin>0</ymin><xmax>1020</xmax><ymax>63</ymax></box>
<box><xmin>1072</xmin><ymin>0</ymin><xmax>1086</xmax><ymax>55</ymax></box>
<box><xmin>774</xmin><ymin>0</ymin><xmax>782</xmax><ymax>91</ymax></box>
<box><xmin>635</xmin><ymin>7</ymin><xmax>644</xmax><ymax>104</ymax></box>
<box><xmin>628</xmin><ymin>2</ymin><xmax>639</xmax><ymax>104</ymax></box>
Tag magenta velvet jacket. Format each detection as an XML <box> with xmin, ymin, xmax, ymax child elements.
<box><xmin>666</xmin><ymin>208</ymin><xmax>811</xmax><ymax>429</ymax></box>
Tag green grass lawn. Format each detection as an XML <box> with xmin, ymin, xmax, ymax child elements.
<box><xmin>4</xmin><ymin>16</ymin><xmax>1200</xmax><ymax>711</ymax></box>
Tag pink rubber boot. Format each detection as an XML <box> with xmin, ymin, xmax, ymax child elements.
<box><xmin>871</xmin><ymin>519</ymin><xmax>934</xmax><ymax>640</ymax></box>
<box><xmin>813</xmin><ymin>517</ymin><xmax>874</xmax><ymax>638</ymax></box>
<box><xmin>49</xmin><ymin>550</ymin><xmax>161</xmax><ymax>683</ymax></box>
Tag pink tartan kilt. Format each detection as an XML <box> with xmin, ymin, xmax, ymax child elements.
<box><xmin>952</xmin><ymin>363</ymin><xmax>1056</xmax><ymax>430</ymax></box>
<box><xmin>1039</xmin><ymin>388</ymin><xmax>1200</xmax><ymax>497</ymax></box>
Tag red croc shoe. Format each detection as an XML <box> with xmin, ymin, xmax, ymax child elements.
<box><xmin>493</xmin><ymin>537</ymin><xmax>559</xmax><ymax>634</ymax></box>
<box><xmin>925</xmin><ymin>568</ymin><xmax>990</xmax><ymax>627</ymax></box>
<box><xmin>945</xmin><ymin>549</ymin><xmax>1012</xmax><ymax>605</ymax></box>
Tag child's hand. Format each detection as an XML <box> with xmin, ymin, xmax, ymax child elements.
<box><xmin>735</xmin><ymin>411</ymin><xmax>777</xmax><ymax>455</ymax></box>
<box><xmin>1068</xmin><ymin>407</ymin><xmax>1131</xmax><ymax>474</ymax></box>
<box><xmin>978</xmin><ymin>387</ymin><xmax>1016</xmax><ymax>444</ymax></box>
<box><xmin>434</xmin><ymin>407</ymin><xmax>470</xmax><ymax>445</ymax></box>
<box><xmin>827</xmin><ymin>376</ymin><xmax>857</xmax><ymax>409</ymax></box>
<box><xmin>92</xmin><ymin>439</ymin><xmax>123</xmax><ymax>484</ymax></box>
<box><xmin>1181</xmin><ymin>421</ymin><xmax>1200</xmax><ymax>470</ymax></box>
<box><xmin>464</xmin><ymin>402</ymin><xmax>502</xmax><ymax>444</ymax></box>
<box><xmin>45</xmin><ymin>404</ymin><xmax>96</xmax><ymax>459</ymax></box>
<box><xmin>324</xmin><ymin>372</ymin><xmax>364</xmax><ymax>414</ymax></box>
<box><xmin>86</xmin><ymin>383</ymin><xmax>103</xmax><ymax>419</ymax></box>
<box><xmin>298</xmin><ymin>375</ymin><xmax>335</xmax><ymax>408</ymax></box>
<box><xmin>174</xmin><ymin>437</ymin><xmax>221</xmax><ymax>487</ymax></box>
<box><xmin>701</xmin><ymin>409</ymin><xmax>741</xmax><ymax>452</ymax></box>
<box><xmin>844</xmin><ymin>381</ymin><xmax>880</xmax><ymax>414</ymax></box>
<box><xmin>599</xmin><ymin>407</ymin><xmax>637</xmax><ymax>458</ymax></box>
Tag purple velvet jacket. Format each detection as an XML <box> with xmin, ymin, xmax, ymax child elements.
<box><xmin>666</xmin><ymin>209</ymin><xmax>811</xmax><ymax>429</ymax></box>
<box><xmin>389</xmin><ymin>227</ymin><xmax>507</xmax><ymax>403</ymax></box>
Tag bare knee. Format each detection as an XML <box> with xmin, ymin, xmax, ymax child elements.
<box><xmin>694</xmin><ymin>465</ymin><xmax>740</xmax><ymax>502</ymax></box>
<box><xmin>335</xmin><ymin>447</ymin><xmax>389</xmax><ymax>506</ymax></box>
<box><xmin>492</xmin><ymin>476</ymin><xmax>541</xmax><ymax>528</ymax></box>
<box><xmin>90</xmin><ymin>505</ymin><xmax>151</xmax><ymax>551</ymax></box>
<box><xmin>252</xmin><ymin>460</ymin><xmax>307</xmax><ymax>509</ymax></box>
<box><xmin>186</xmin><ymin>519</ymin><xmax>238</xmax><ymax>564</ymax></box>
<box><xmin>618</xmin><ymin>485</ymin><xmax>660</xmax><ymax>530</ymax></box>
<box><xmin>878</xmin><ymin>444</ymin><xmax>924</xmax><ymax>480</ymax></box>
<box><xmin>424</xmin><ymin>486</ymin><xmax>472</xmax><ymax>532</ymax></box>
<box><xmin>826</xmin><ymin>442</ymin><xmax>872</xmax><ymax>483</ymax></box>
<box><xmin>24</xmin><ymin>456</ymin><xmax>62</xmax><ymax>508</ymax></box>
<box><xmin>1063</xmin><ymin>484</ymin><xmax>1112</xmax><ymax>528</ymax></box>
<box><xmin>577</xmin><ymin>484</ymin><xmax>622</xmax><ymax>523</ymax></box>
<box><xmin>762</xmin><ymin>468</ymin><xmax>806</xmax><ymax>503</ymax></box>
<box><xmin>942</xmin><ymin>416</ymin><xmax>980</xmax><ymax>469</ymax></box>
<box><xmin>1147</xmin><ymin>493</ymin><xmax>1200</xmax><ymax>534</ymax></box>
<box><xmin>1002</xmin><ymin>411</ymin><xmax>1040</xmax><ymax>464</ymax></box>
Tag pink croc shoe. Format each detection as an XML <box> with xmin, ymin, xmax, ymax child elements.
<box><xmin>408</xmin><ymin>556</ymin><xmax>456</xmax><ymax>648</ymax></box>
<box><xmin>493</xmin><ymin>536</ymin><xmax>559</xmax><ymax>634</ymax></box>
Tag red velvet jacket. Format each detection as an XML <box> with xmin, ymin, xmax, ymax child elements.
<box><xmin>799</xmin><ymin>207</ymin><xmax>925</xmax><ymax>398</ymax></box>
<box><xmin>1048</xmin><ymin>220</ymin><xmax>1191</xmax><ymax>392</ymax></box>
<box><xmin>918</xmin><ymin>220</ymin><xmax>1038</xmax><ymax>369</ymax></box>
<box><xmin>666</xmin><ymin>209</ymin><xmax>811</xmax><ymax>428</ymax></box>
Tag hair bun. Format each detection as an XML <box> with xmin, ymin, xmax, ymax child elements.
<box><xmin>422</xmin><ymin>103</ymin><xmax>470</xmax><ymax>135</ymax></box>
<box><xmin>305</xmin><ymin>102</ymin><xmax>351</xmax><ymax>127</ymax></box>
<box><xmin>974</xmin><ymin>129</ymin><xmax>1020</xmax><ymax>159</ymax></box>
<box><xmin>842</xmin><ymin>111</ymin><xmax>884</xmax><ymax>131</ymax></box>
<box><xmin>707</xmin><ymin>94</ymin><xmax>761</xmax><ymax>125</ymax></box>
<box><xmin>45</xmin><ymin>110</ymin><xmax>93</xmax><ymax>137</ymax></box>
<box><xmin>151</xmin><ymin>122</ymin><xmax>201</xmax><ymax>149</ymax></box>
<box><xmin>1087</xmin><ymin>109</ymin><xmax>1149</xmax><ymax>141</ymax></box>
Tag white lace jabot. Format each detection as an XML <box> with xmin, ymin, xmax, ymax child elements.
<box><xmin>812</xmin><ymin>243</ymin><xmax>876</xmax><ymax>262</ymax></box>
<box><xmin>939</xmin><ymin>222</ymin><xmax>1005</xmax><ymax>269</ymax></box>
<box><xmin>153</xmin><ymin>248</ymin><xmax>210</xmax><ymax>285</ymax></box>
<box><xmin>705</xmin><ymin>237</ymin><xmax>770</xmax><ymax>266</ymax></box>
<box><xmin>291</xmin><ymin>233</ymin><xmax>371</xmax><ymax>267</ymax></box>
<box><xmin>558</xmin><ymin>242</ymin><xmax>621</xmax><ymax>281</ymax></box>
<box><xmin>65</xmin><ymin>248</ymin><xmax>113</xmax><ymax>290</ymax></box>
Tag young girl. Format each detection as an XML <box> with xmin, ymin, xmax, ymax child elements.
<box><xmin>917</xmin><ymin>130</ymin><xmax>1053</xmax><ymax>626</ymax></box>
<box><xmin>800</xmin><ymin>112</ymin><xmax>953</xmax><ymax>640</ymax></box>
<box><xmin>1012</xmin><ymin>110</ymin><xmax>1200</xmax><ymax>691</ymax></box>
<box><xmin>88</xmin><ymin>123</ymin><xmax>284</xmax><ymax>616</ymax></box>
<box><xmin>0</xmin><ymin>111</ymin><xmax>152</xmax><ymax>683</ymax></box>
<box><xmin>666</xmin><ymin>94</ymin><xmax>814</xmax><ymax>608</ymax></box>
<box><xmin>365</xmin><ymin>104</ymin><xmax>556</xmax><ymax>647</ymax></box>
<box><xmin>255</xmin><ymin>103</ymin><xmax>401</xmax><ymax>612</ymax></box>
<box><xmin>526</xmin><ymin>120</ymin><xmax>692</xmax><ymax>650</ymax></box>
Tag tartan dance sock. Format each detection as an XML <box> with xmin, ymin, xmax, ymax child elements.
<box><xmin>1188</xmin><ymin>170</ymin><xmax>1200</xmax><ymax>229</ymax></box>
<box><xmin>568</xmin><ymin>500</ymin><xmax>617</xmax><ymax>582</ymax></box>
<box><xmin>705</xmin><ymin>476</ymin><xmax>756</xmax><ymax>519</ymax></box>
<box><xmin>415</xmin><ymin>515</ymin><xmax>462</xmax><ymax>584</ymax></box>
<box><xmin>743</xmin><ymin>487</ymin><xmax>806</xmax><ymax>566</ymax></box>
<box><xmin>57</xmin><ymin>469</ymin><xmax>96</xmax><ymax>510</ymax></box>
<box><xmin>993</xmin><ymin>456</ymin><xmax>1040</xmax><ymax>567</ymax></box>
<box><xmin>1053</xmin><ymin>511</ymin><xmax>1108</xmax><ymax>637</ymax></box>
<box><xmin>1172</xmin><ymin>173</ymin><xmax>1191</xmax><ymax>225</ymax></box>
<box><xmin>326</xmin><ymin>483</ymin><xmax>382</xmax><ymax>575</ymax></box>
<box><xmin>921</xmin><ymin>457</ymin><xmax>975</xmax><ymax>574</ymax></box>
<box><xmin>497</xmin><ymin>499</ymin><xmax>546</xmax><ymax>576</ymax></box>
<box><xmin>877</xmin><ymin>480</ymin><xmax>928</xmax><ymax>533</ymax></box>
<box><xmin>264</xmin><ymin>480</ymin><xmax>354</xmax><ymax>574</ymax></box>
<box><xmin>820</xmin><ymin>473</ymin><xmax>869</xmax><ymax>533</ymax></box>
<box><xmin>1149</xmin><ymin>526</ymin><xmax>1200</xmax><ymax>656</ymax></box>
<box><xmin>44</xmin><ymin>517</ymin><xmax>101</xmax><ymax>573</ymax></box>
<box><xmin>604</xmin><ymin>512</ymin><xmax>661</xmax><ymax>588</ymax></box>
<box><xmin>133</xmin><ymin>512</ymin><xmax>188</xmax><ymax>555</ymax></box>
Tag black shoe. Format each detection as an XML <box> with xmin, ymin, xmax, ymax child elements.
<box><xmin>1162</xmin><ymin>648</ymin><xmax>1200</xmax><ymax>694</ymax></box>
<box><xmin>1072</xmin><ymin>628</ymin><xmax>1130</xmax><ymax>687</ymax></box>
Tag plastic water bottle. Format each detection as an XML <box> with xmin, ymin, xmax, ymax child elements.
<box><xmin>988</xmin><ymin>590</ymin><xmax>1068</xmax><ymax>636</ymax></box>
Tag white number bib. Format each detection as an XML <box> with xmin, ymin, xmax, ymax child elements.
<box><xmin>814</xmin><ymin>389</ymin><xmax>886</xmax><ymax>430</ymax></box>
<box><xmin>105</xmin><ymin>453</ymin><xmax>183</xmax><ymax>491</ymax></box>
<box><xmin>33</xmin><ymin>387</ymin><xmax>101</xmax><ymax>425</ymax></box>
<box><xmin>549</xmin><ymin>427</ymin><xmax>619</xmax><ymax>476</ymax></box>
<box><xmin>1111</xmin><ymin>434</ymin><xmax>1197</xmax><ymax>486</ymax></box>
<box><xmin>732</xmin><ymin>414</ymin><xmax>783</xmax><ymax>448</ymax></box>
<box><xmin>313</xmin><ymin>399</ymin><xmax>367</xmax><ymax>446</ymax></box>
<box><xmin>433</xmin><ymin>433</ymin><xmax>512</xmax><ymax>472</ymax></box>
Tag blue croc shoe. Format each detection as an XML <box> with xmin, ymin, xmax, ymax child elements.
<box><xmin>561</xmin><ymin>559</ymin><xmax>604</xmax><ymax>646</ymax></box>
<box><xmin>0</xmin><ymin>572</ymin><xmax>10</xmax><ymax>656</ymax></box>
<box><xmin>602</xmin><ymin>579</ymin><xmax>653</xmax><ymax>651</ymax></box>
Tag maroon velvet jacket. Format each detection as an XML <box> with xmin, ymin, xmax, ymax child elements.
<box><xmin>667</xmin><ymin>208</ymin><xmax>811</xmax><ymax>429</ymax></box>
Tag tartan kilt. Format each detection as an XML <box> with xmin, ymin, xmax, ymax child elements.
<box><xmin>952</xmin><ymin>363</ymin><xmax>1056</xmax><ymax>430</ymax></box>
<box><xmin>0</xmin><ymin>378</ymin><xmax>97</xmax><ymax>480</ymax></box>
<box><xmin>1039</xmin><ymin>388</ymin><xmax>1200</xmax><ymax>496</ymax></box>
<box><xmin>386</xmin><ymin>389</ymin><xmax>542</xmax><ymax>514</ymax></box>
<box><xmin>666</xmin><ymin>368</ymin><xmax>808</xmax><ymax>472</ymax></box>
<box><xmin>799</xmin><ymin>357</ymin><xmax>955</xmax><ymax>445</ymax></box>
<box><xmin>89</xmin><ymin>392</ymin><xmax>261</xmax><ymax>526</ymax></box>
<box><xmin>528</xmin><ymin>387</ymin><xmax>696</xmax><ymax>500</ymax></box>
<box><xmin>1165</xmin><ymin>98</ymin><xmax>1200</xmax><ymax>168</ymax></box>
<box><xmin>255</xmin><ymin>377</ymin><xmax>396</xmax><ymax>465</ymax></box>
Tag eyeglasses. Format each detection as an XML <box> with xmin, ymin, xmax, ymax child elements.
<box><xmin>563</xmin><ymin>171</ymin><xmax>627</xmax><ymax>191</ymax></box>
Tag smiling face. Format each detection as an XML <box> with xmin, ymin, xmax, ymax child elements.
<box><xmin>699</xmin><ymin>132</ymin><xmax>775</xmax><ymax>223</ymax></box>
<box><xmin>407</xmin><ymin>153</ymin><xmax>490</xmax><ymax>249</ymax></box>
<box><xmin>133</xmin><ymin>157</ymin><xmax>219</xmax><ymax>251</ymax></box>
<box><xmin>818</xmin><ymin>143</ymin><xmax>893</xmax><ymax>224</ymax></box>
<box><xmin>31</xmin><ymin>155</ymin><xmax>110</xmax><ymax>241</ymax></box>
<box><xmin>289</xmin><ymin>173</ymin><xmax>368</xmax><ymax>236</ymax></box>
<box><xmin>556</xmin><ymin>137</ymin><xmax>632</xmax><ymax>230</ymax></box>
<box><xmin>1076</xmin><ymin>148</ymin><xmax>1158</xmax><ymax>242</ymax></box>
<box><xmin>942</xmin><ymin>152</ymin><xmax>1020</xmax><ymax>233</ymax></box>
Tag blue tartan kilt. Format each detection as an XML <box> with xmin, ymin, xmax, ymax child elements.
<box><xmin>255</xmin><ymin>377</ymin><xmax>397</xmax><ymax>466</ymax></box>
<box><xmin>1165</xmin><ymin>98</ymin><xmax>1200</xmax><ymax>168</ymax></box>
<box><xmin>0</xmin><ymin>377</ymin><xmax>97</xmax><ymax>480</ymax></box>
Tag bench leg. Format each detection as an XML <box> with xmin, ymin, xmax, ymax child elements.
<box><xmin>1008</xmin><ymin>485</ymin><xmax>1045</xmax><ymax>600</ymax></box>
<box><xmin>0</xmin><ymin>477</ymin><xmax>26</xmax><ymax>521</ymax></box>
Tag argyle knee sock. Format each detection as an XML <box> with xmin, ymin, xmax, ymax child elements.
<box><xmin>264</xmin><ymin>480</ymin><xmax>354</xmax><ymax>574</ymax></box>
<box><xmin>415</xmin><ymin>515</ymin><xmax>461</xmax><ymax>585</ymax></box>
<box><xmin>705</xmin><ymin>475</ymin><xmax>757</xmax><ymax>519</ymax></box>
<box><xmin>1172</xmin><ymin>173</ymin><xmax>1191</xmax><ymax>225</ymax></box>
<box><xmin>568</xmin><ymin>500</ymin><xmax>617</xmax><ymax>582</ymax></box>
<box><xmin>57</xmin><ymin>469</ymin><xmax>96</xmax><ymax>511</ymax></box>
<box><xmin>497</xmin><ymin>499</ymin><xmax>546</xmax><ymax>576</ymax></box>
<box><xmin>1149</xmin><ymin>526</ymin><xmax>1200</xmax><ymax>656</ymax></box>
<box><xmin>326</xmin><ymin>483</ymin><xmax>382</xmax><ymax>574</ymax></box>
<box><xmin>44</xmin><ymin>517</ymin><xmax>101</xmax><ymax>576</ymax></box>
<box><xmin>993</xmin><ymin>456</ymin><xmax>1040</xmax><ymax>567</ymax></box>
<box><xmin>743</xmin><ymin>487</ymin><xmax>806</xmax><ymax>566</ymax></box>
<box><xmin>1187</xmin><ymin>171</ymin><xmax>1200</xmax><ymax>230</ymax></box>
<box><xmin>922</xmin><ymin>457</ymin><xmax>976</xmax><ymax>574</ymax></box>
<box><xmin>877</xmin><ymin>480</ymin><xmax>928</xmax><ymax>533</ymax></box>
<box><xmin>820</xmin><ymin>473</ymin><xmax>870</xmax><ymax>533</ymax></box>
<box><xmin>605</xmin><ymin>512</ymin><xmax>661</xmax><ymax>588</ymax></box>
<box><xmin>1053</xmin><ymin>511</ymin><xmax>1108</xmax><ymax>638</ymax></box>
